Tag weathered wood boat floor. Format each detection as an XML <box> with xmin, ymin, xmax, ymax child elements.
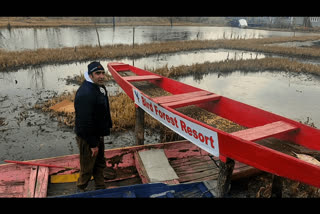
<box><xmin>47</xmin><ymin>154</ymin><xmax>257</xmax><ymax>197</ymax></box>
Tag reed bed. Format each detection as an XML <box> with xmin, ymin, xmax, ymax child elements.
<box><xmin>153</xmin><ymin>57</ymin><xmax>320</xmax><ymax>78</ymax></box>
<box><xmin>33</xmin><ymin>35</ymin><xmax>320</xmax><ymax>137</ymax></box>
<box><xmin>1</xmin><ymin>35</ymin><xmax>320</xmax><ymax>71</ymax></box>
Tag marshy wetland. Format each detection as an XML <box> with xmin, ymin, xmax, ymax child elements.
<box><xmin>1</xmin><ymin>23</ymin><xmax>320</xmax><ymax>197</ymax></box>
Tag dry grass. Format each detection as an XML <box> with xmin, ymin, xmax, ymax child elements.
<box><xmin>152</xmin><ymin>57</ymin><xmax>320</xmax><ymax>78</ymax></box>
<box><xmin>1</xmin><ymin>35</ymin><xmax>320</xmax><ymax>71</ymax></box>
<box><xmin>0</xmin><ymin>17</ymin><xmax>217</xmax><ymax>28</ymax></box>
<box><xmin>249</xmin><ymin>173</ymin><xmax>320</xmax><ymax>198</ymax></box>
<box><xmin>35</xmin><ymin>90</ymin><xmax>163</xmax><ymax>132</ymax></box>
<box><xmin>34</xmin><ymin>90</ymin><xmax>76</xmax><ymax>127</ymax></box>
<box><xmin>0</xmin><ymin>17</ymin><xmax>104</xmax><ymax>28</ymax></box>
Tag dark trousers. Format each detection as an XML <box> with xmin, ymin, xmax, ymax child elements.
<box><xmin>76</xmin><ymin>136</ymin><xmax>106</xmax><ymax>190</ymax></box>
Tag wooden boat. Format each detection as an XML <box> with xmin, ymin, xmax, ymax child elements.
<box><xmin>107</xmin><ymin>62</ymin><xmax>320</xmax><ymax>189</ymax></box>
<box><xmin>2</xmin><ymin>61</ymin><xmax>320</xmax><ymax>197</ymax></box>
<box><xmin>0</xmin><ymin>140</ymin><xmax>256</xmax><ymax>197</ymax></box>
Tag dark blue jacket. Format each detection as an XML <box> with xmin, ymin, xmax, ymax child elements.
<box><xmin>74</xmin><ymin>80</ymin><xmax>113</xmax><ymax>148</ymax></box>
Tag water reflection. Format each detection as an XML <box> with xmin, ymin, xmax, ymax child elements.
<box><xmin>0</xmin><ymin>49</ymin><xmax>266</xmax><ymax>94</ymax></box>
<box><xmin>178</xmin><ymin>71</ymin><xmax>320</xmax><ymax>127</ymax></box>
<box><xmin>29</xmin><ymin>67</ymin><xmax>45</xmax><ymax>89</ymax></box>
<box><xmin>0</xmin><ymin>26</ymin><xmax>317</xmax><ymax>51</ymax></box>
<box><xmin>131</xmin><ymin>49</ymin><xmax>266</xmax><ymax>69</ymax></box>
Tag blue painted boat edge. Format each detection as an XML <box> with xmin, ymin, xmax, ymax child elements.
<box><xmin>57</xmin><ymin>181</ymin><xmax>215</xmax><ymax>198</ymax></box>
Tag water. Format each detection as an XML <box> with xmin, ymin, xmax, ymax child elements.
<box><xmin>0</xmin><ymin>26</ymin><xmax>317</xmax><ymax>51</ymax></box>
<box><xmin>178</xmin><ymin>70</ymin><xmax>320</xmax><ymax>127</ymax></box>
<box><xmin>0</xmin><ymin>49</ymin><xmax>267</xmax><ymax>95</ymax></box>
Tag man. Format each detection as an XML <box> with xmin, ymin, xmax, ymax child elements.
<box><xmin>74</xmin><ymin>61</ymin><xmax>112</xmax><ymax>191</ymax></box>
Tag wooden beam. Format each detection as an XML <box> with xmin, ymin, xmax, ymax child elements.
<box><xmin>110</xmin><ymin>63</ymin><xmax>130</xmax><ymax>72</ymax></box>
<box><xmin>133</xmin><ymin>152</ymin><xmax>150</xmax><ymax>184</ymax></box>
<box><xmin>153</xmin><ymin>91</ymin><xmax>211</xmax><ymax>104</ymax></box>
<box><xmin>137</xmin><ymin>149</ymin><xmax>179</xmax><ymax>183</ymax></box>
<box><xmin>24</xmin><ymin>166</ymin><xmax>38</xmax><ymax>197</ymax></box>
<box><xmin>23</xmin><ymin>166</ymin><xmax>49</xmax><ymax>198</ymax></box>
<box><xmin>123</xmin><ymin>75</ymin><xmax>162</xmax><ymax>82</ymax></box>
<box><xmin>0</xmin><ymin>180</ymin><xmax>25</xmax><ymax>198</ymax></box>
<box><xmin>231</xmin><ymin>121</ymin><xmax>298</xmax><ymax>142</ymax></box>
<box><xmin>154</xmin><ymin>90</ymin><xmax>221</xmax><ymax>109</ymax></box>
<box><xmin>135</xmin><ymin>107</ymin><xmax>144</xmax><ymax>145</ymax></box>
<box><xmin>34</xmin><ymin>166</ymin><xmax>49</xmax><ymax>198</ymax></box>
<box><xmin>216</xmin><ymin>157</ymin><xmax>235</xmax><ymax>197</ymax></box>
<box><xmin>163</xmin><ymin>94</ymin><xmax>221</xmax><ymax>109</ymax></box>
<box><xmin>271</xmin><ymin>175</ymin><xmax>283</xmax><ymax>198</ymax></box>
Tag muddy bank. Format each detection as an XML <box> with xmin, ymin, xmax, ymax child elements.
<box><xmin>0</xmin><ymin>93</ymin><xmax>159</xmax><ymax>164</ymax></box>
<box><xmin>0</xmin><ymin>87</ymin><xmax>159</xmax><ymax>164</ymax></box>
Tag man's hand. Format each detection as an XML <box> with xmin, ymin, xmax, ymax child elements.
<box><xmin>91</xmin><ymin>147</ymin><xmax>99</xmax><ymax>157</ymax></box>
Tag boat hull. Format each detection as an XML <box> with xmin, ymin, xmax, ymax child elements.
<box><xmin>0</xmin><ymin>140</ymin><xmax>257</xmax><ymax>197</ymax></box>
<box><xmin>107</xmin><ymin>62</ymin><xmax>320</xmax><ymax>189</ymax></box>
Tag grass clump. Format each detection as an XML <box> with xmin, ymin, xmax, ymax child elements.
<box><xmin>152</xmin><ymin>57</ymin><xmax>320</xmax><ymax>78</ymax></box>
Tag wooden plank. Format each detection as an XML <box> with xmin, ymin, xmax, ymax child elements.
<box><xmin>177</xmin><ymin>168</ymin><xmax>219</xmax><ymax>183</ymax></box>
<box><xmin>163</xmin><ymin>94</ymin><xmax>221</xmax><ymax>109</ymax></box>
<box><xmin>163</xmin><ymin>179</ymin><xmax>180</xmax><ymax>184</ymax></box>
<box><xmin>110</xmin><ymin>63</ymin><xmax>130</xmax><ymax>72</ymax></box>
<box><xmin>134</xmin><ymin>152</ymin><xmax>150</xmax><ymax>184</ymax></box>
<box><xmin>24</xmin><ymin>166</ymin><xmax>38</xmax><ymax>198</ymax></box>
<box><xmin>153</xmin><ymin>91</ymin><xmax>221</xmax><ymax>109</ymax></box>
<box><xmin>0</xmin><ymin>180</ymin><xmax>25</xmax><ymax>198</ymax></box>
<box><xmin>170</xmin><ymin>156</ymin><xmax>213</xmax><ymax>167</ymax></box>
<box><xmin>172</xmin><ymin>157</ymin><xmax>217</xmax><ymax>173</ymax></box>
<box><xmin>170</xmin><ymin>155</ymin><xmax>219</xmax><ymax>183</ymax></box>
<box><xmin>138</xmin><ymin>149</ymin><xmax>179</xmax><ymax>183</ymax></box>
<box><xmin>123</xmin><ymin>75</ymin><xmax>162</xmax><ymax>82</ymax></box>
<box><xmin>34</xmin><ymin>167</ymin><xmax>49</xmax><ymax>198</ymax></box>
<box><xmin>216</xmin><ymin>158</ymin><xmax>235</xmax><ymax>197</ymax></box>
<box><xmin>174</xmin><ymin>162</ymin><xmax>217</xmax><ymax>175</ymax></box>
<box><xmin>231</xmin><ymin>121</ymin><xmax>298</xmax><ymax>142</ymax></box>
<box><xmin>170</xmin><ymin>154</ymin><xmax>261</xmax><ymax>184</ymax></box>
<box><xmin>135</xmin><ymin>107</ymin><xmax>145</xmax><ymax>145</ymax></box>
<box><xmin>153</xmin><ymin>91</ymin><xmax>211</xmax><ymax>104</ymax></box>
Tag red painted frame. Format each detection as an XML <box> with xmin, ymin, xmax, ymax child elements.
<box><xmin>107</xmin><ymin>62</ymin><xmax>320</xmax><ymax>188</ymax></box>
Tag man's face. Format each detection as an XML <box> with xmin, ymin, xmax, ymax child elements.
<box><xmin>89</xmin><ymin>70</ymin><xmax>106</xmax><ymax>86</ymax></box>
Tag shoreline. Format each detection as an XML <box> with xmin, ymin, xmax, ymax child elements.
<box><xmin>1</xmin><ymin>17</ymin><xmax>320</xmax><ymax>33</ymax></box>
<box><xmin>1</xmin><ymin>35</ymin><xmax>320</xmax><ymax>72</ymax></box>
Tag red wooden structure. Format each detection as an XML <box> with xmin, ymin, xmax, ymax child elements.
<box><xmin>107</xmin><ymin>62</ymin><xmax>320</xmax><ymax>190</ymax></box>
<box><xmin>0</xmin><ymin>140</ymin><xmax>257</xmax><ymax>197</ymax></box>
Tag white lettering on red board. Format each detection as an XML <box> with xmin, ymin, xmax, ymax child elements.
<box><xmin>133</xmin><ymin>89</ymin><xmax>219</xmax><ymax>157</ymax></box>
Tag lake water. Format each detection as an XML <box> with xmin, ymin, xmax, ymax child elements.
<box><xmin>178</xmin><ymin>70</ymin><xmax>320</xmax><ymax>128</ymax></box>
<box><xmin>0</xmin><ymin>26</ymin><xmax>317</xmax><ymax>51</ymax></box>
<box><xmin>0</xmin><ymin>26</ymin><xmax>319</xmax><ymax>163</ymax></box>
<box><xmin>0</xmin><ymin>49</ymin><xmax>267</xmax><ymax>94</ymax></box>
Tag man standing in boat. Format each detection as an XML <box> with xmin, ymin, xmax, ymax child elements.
<box><xmin>74</xmin><ymin>61</ymin><xmax>113</xmax><ymax>192</ymax></box>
